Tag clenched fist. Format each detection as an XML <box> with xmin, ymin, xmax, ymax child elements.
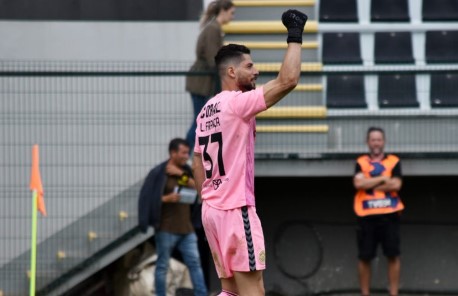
<box><xmin>282</xmin><ymin>9</ymin><xmax>308</xmax><ymax>44</ymax></box>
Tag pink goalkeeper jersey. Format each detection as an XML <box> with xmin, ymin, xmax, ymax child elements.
<box><xmin>194</xmin><ymin>87</ymin><xmax>267</xmax><ymax>210</ymax></box>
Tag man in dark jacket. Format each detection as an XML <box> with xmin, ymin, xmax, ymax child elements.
<box><xmin>138</xmin><ymin>138</ymin><xmax>207</xmax><ymax>296</ymax></box>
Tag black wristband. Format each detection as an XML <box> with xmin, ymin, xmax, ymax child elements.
<box><xmin>287</xmin><ymin>27</ymin><xmax>303</xmax><ymax>44</ymax></box>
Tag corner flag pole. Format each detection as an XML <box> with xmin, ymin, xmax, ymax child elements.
<box><xmin>29</xmin><ymin>145</ymin><xmax>46</xmax><ymax>296</ymax></box>
<box><xmin>29</xmin><ymin>190</ymin><xmax>38</xmax><ymax>296</ymax></box>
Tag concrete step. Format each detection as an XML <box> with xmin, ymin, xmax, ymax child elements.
<box><xmin>225</xmin><ymin>40</ymin><xmax>318</xmax><ymax>49</ymax></box>
<box><xmin>234</xmin><ymin>0</ymin><xmax>315</xmax><ymax>7</ymax></box>
<box><xmin>257</xmin><ymin>124</ymin><xmax>328</xmax><ymax>133</ymax></box>
<box><xmin>224</xmin><ymin>40</ymin><xmax>319</xmax><ymax>61</ymax></box>
<box><xmin>223</xmin><ymin>33</ymin><xmax>318</xmax><ymax>62</ymax></box>
<box><xmin>255</xmin><ymin>48</ymin><xmax>318</xmax><ymax>62</ymax></box>
<box><xmin>256</xmin><ymin>62</ymin><xmax>322</xmax><ymax>72</ymax></box>
<box><xmin>223</xmin><ymin>20</ymin><xmax>318</xmax><ymax>34</ymax></box>
<box><xmin>224</xmin><ymin>34</ymin><xmax>317</xmax><ymax>42</ymax></box>
<box><xmin>256</xmin><ymin>80</ymin><xmax>324</xmax><ymax>106</ymax></box>
<box><xmin>257</xmin><ymin>106</ymin><xmax>327</xmax><ymax>119</ymax></box>
<box><xmin>276</xmin><ymin>92</ymin><xmax>323</xmax><ymax>106</ymax></box>
<box><xmin>233</xmin><ymin>1</ymin><xmax>316</xmax><ymax>21</ymax></box>
<box><xmin>257</xmin><ymin>82</ymin><xmax>323</xmax><ymax>92</ymax></box>
<box><xmin>257</xmin><ymin>76</ymin><xmax>322</xmax><ymax>84</ymax></box>
<box><xmin>255</xmin><ymin>123</ymin><xmax>328</xmax><ymax>154</ymax></box>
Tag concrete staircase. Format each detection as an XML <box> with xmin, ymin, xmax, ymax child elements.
<box><xmin>0</xmin><ymin>181</ymin><xmax>152</xmax><ymax>296</ymax></box>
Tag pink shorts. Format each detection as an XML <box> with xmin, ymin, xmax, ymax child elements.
<box><xmin>202</xmin><ymin>202</ymin><xmax>266</xmax><ymax>278</ymax></box>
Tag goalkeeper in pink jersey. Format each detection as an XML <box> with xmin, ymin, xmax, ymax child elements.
<box><xmin>192</xmin><ymin>9</ymin><xmax>308</xmax><ymax>296</ymax></box>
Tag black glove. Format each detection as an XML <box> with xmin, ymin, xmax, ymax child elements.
<box><xmin>282</xmin><ymin>9</ymin><xmax>308</xmax><ymax>44</ymax></box>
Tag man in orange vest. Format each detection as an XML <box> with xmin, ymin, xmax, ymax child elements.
<box><xmin>353</xmin><ymin>127</ymin><xmax>404</xmax><ymax>296</ymax></box>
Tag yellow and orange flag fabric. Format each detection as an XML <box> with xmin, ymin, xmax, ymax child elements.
<box><xmin>29</xmin><ymin>145</ymin><xmax>47</xmax><ymax>216</ymax></box>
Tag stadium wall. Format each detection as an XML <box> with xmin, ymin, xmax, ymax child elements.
<box><xmin>0</xmin><ymin>21</ymin><xmax>199</xmax><ymax>61</ymax></box>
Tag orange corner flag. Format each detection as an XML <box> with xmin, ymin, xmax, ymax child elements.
<box><xmin>30</xmin><ymin>145</ymin><xmax>47</xmax><ymax>216</ymax></box>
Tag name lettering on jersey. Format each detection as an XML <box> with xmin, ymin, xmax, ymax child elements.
<box><xmin>200</xmin><ymin>102</ymin><xmax>222</xmax><ymax>132</ymax></box>
<box><xmin>200</xmin><ymin>117</ymin><xmax>220</xmax><ymax>132</ymax></box>
<box><xmin>200</xmin><ymin>102</ymin><xmax>221</xmax><ymax>119</ymax></box>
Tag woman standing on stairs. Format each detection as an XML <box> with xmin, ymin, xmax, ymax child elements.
<box><xmin>185</xmin><ymin>0</ymin><xmax>235</xmax><ymax>151</ymax></box>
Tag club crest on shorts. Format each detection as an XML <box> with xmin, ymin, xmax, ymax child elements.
<box><xmin>259</xmin><ymin>250</ymin><xmax>266</xmax><ymax>264</ymax></box>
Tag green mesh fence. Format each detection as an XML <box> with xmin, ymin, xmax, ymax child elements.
<box><xmin>1</xmin><ymin>61</ymin><xmax>458</xmax><ymax>295</ymax></box>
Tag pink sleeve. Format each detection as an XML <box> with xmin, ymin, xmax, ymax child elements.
<box><xmin>229</xmin><ymin>87</ymin><xmax>267</xmax><ymax>120</ymax></box>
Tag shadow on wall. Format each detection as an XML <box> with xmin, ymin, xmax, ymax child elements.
<box><xmin>255</xmin><ymin>176</ymin><xmax>458</xmax><ymax>295</ymax></box>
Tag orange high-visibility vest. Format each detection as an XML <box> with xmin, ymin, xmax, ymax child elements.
<box><xmin>354</xmin><ymin>154</ymin><xmax>404</xmax><ymax>217</ymax></box>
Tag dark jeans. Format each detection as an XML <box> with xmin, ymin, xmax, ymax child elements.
<box><xmin>186</xmin><ymin>93</ymin><xmax>208</xmax><ymax>150</ymax></box>
<box><xmin>154</xmin><ymin>231</ymin><xmax>208</xmax><ymax>296</ymax></box>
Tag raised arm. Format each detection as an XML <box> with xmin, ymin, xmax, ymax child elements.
<box><xmin>263</xmin><ymin>10</ymin><xmax>308</xmax><ymax>108</ymax></box>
